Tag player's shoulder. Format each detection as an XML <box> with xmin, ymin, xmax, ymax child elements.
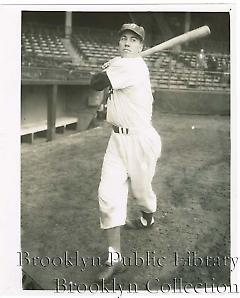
<box><xmin>110</xmin><ymin>57</ymin><xmax>149</xmax><ymax>77</ymax></box>
<box><xmin>137</xmin><ymin>57</ymin><xmax>150</xmax><ymax>73</ymax></box>
<box><xmin>122</xmin><ymin>57</ymin><xmax>148</xmax><ymax>69</ymax></box>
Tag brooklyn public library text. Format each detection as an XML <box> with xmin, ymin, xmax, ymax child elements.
<box><xmin>17</xmin><ymin>250</ymin><xmax>238</xmax><ymax>272</ymax></box>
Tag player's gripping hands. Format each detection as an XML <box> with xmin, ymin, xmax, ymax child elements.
<box><xmin>101</xmin><ymin>57</ymin><xmax>121</xmax><ymax>71</ymax></box>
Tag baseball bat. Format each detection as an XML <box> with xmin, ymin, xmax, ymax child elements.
<box><xmin>141</xmin><ymin>25</ymin><xmax>211</xmax><ymax>57</ymax></box>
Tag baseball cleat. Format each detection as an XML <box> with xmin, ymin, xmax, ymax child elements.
<box><xmin>124</xmin><ymin>218</ymin><xmax>154</xmax><ymax>230</ymax></box>
<box><xmin>97</xmin><ymin>261</ymin><xmax>127</xmax><ymax>282</ymax></box>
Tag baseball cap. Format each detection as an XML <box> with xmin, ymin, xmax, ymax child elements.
<box><xmin>119</xmin><ymin>23</ymin><xmax>145</xmax><ymax>41</ymax></box>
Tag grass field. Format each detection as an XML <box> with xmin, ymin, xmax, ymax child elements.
<box><xmin>21</xmin><ymin>111</ymin><xmax>230</xmax><ymax>291</ymax></box>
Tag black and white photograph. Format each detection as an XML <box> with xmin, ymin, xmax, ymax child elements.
<box><xmin>0</xmin><ymin>1</ymin><xmax>239</xmax><ymax>296</ymax></box>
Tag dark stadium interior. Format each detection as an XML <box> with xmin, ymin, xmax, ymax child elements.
<box><xmin>22</xmin><ymin>11</ymin><xmax>229</xmax><ymax>37</ymax></box>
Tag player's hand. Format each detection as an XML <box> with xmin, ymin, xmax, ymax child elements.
<box><xmin>101</xmin><ymin>60</ymin><xmax>111</xmax><ymax>70</ymax></box>
<box><xmin>101</xmin><ymin>57</ymin><xmax>120</xmax><ymax>70</ymax></box>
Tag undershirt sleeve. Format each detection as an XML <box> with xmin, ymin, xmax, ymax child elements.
<box><xmin>90</xmin><ymin>72</ymin><xmax>112</xmax><ymax>91</ymax></box>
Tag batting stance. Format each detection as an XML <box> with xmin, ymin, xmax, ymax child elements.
<box><xmin>90</xmin><ymin>23</ymin><xmax>161</xmax><ymax>281</ymax></box>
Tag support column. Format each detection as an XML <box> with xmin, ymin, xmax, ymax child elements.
<box><xmin>184</xmin><ymin>12</ymin><xmax>191</xmax><ymax>48</ymax></box>
<box><xmin>47</xmin><ymin>84</ymin><xmax>58</xmax><ymax>142</ymax></box>
<box><xmin>65</xmin><ymin>11</ymin><xmax>72</xmax><ymax>39</ymax></box>
<box><xmin>184</xmin><ymin>12</ymin><xmax>191</xmax><ymax>32</ymax></box>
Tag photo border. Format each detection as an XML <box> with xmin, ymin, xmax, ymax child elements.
<box><xmin>0</xmin><ymin>0</ymin><xmax>239</xmax><ymax>297</ymax></box>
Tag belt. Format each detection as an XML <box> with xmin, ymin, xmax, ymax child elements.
<box><xmin>112</xmin><ymin>125</ymin><xmax>129</xmax><ymax>135</ymax></box>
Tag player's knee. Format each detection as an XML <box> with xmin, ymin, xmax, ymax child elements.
<box><xmin>132</xmin><ymin>183</ymin><xmax>150</xmax><ymax>199</ymax></box>
<box><xmin>132</xmin><ymin>184</ymin><xmax>156</xmax><ymax>207</ymax></box>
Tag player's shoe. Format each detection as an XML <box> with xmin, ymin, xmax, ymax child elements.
<box><xmin>97</xmin><ymin>260</ymin><xmax>127</xmax><ymax>282</ymax></box>
<box><xmin>124</xmin><ymin>217</ymin><xmax>154</xmax><ymax>230</ymax></box>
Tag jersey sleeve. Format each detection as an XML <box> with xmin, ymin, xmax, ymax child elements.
<box><xmin>106</xmin><ymin>58</ymin><xmax>142</xmax><ymax>90</ymax></box>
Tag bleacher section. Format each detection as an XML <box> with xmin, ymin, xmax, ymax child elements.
<box><xmin>178</xmin><ymin>51</ymin><xmax>230</xmax><ymax>71</ymax></box>
<box><xmin>21</xmin><ymin>24</ymin><xmax>230</xmax><ymax>91</ymax></box>
<box><xmin>72</xmin><ymin>27</ymin><xmax>118</xmax><ymax>63</ymax></box>
<box><xmin>22</xmin><ymin>24</ymin><xmax>72</xmax><ymax>68</ymax></box>
<box><xmin>21</xmin><ymin>24</ymin><xmax>230</xmax><ymax>143</ymax></box>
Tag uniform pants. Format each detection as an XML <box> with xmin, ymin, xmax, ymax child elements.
<box><xmin>98</xmin><ymin>128</ymin><xmax>161</xmax><ymax>229</ymax></box>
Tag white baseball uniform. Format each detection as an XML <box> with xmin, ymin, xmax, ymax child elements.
<box><xmin>98</xmin><ymin>56</ymin><xmax>161</xmax><ymax>229</ymax></box>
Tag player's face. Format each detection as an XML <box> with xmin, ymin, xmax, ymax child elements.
<box><xmin>119</xmin><ymin>31</ymin><xmax>143</xmax><ymax>58</ymax></box>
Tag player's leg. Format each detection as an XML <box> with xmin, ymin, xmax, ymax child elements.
<box><xmin>127</xmin><ymin>156</ymin><xmax>158</xmax><ymax>228</ymax></box>
<box><xmin>98</xmin><ymin>136</ymin><xmax>129</xmax><ymax>230</ymax></box>
<box><xmin>97</xmin><ymin>135</ymin><xmax>128</xmax><ymax>280</ymax></box>
<box><xmin>125</xmin><ymin>133</ymin><xmax>161</xmax><ymax>229</ymax></box>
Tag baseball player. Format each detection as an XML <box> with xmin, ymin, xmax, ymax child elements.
<box><xmin>90</xmin><ymin>23</ymin><xmax>161</xmax><ymax>281</ymax></box>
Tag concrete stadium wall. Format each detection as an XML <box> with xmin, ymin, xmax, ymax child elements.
<box><xmin>153</xmin><ymin>89</ymin><xmax>230</xmax><ymax>115</ymax></box>
<box><xmin>22</xmin><ymin>84</ymin><xmax>229</xmax><ymax>131</ymax></box>
<box><xmin>21</xmin><ymin>85</ymin><xmax>47</xmax><ymax>124</ymax></box>
<box><xmin>21</xmin><ymin>85</ymin><xmax>66</xmax><ymax>124</ymax></box>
